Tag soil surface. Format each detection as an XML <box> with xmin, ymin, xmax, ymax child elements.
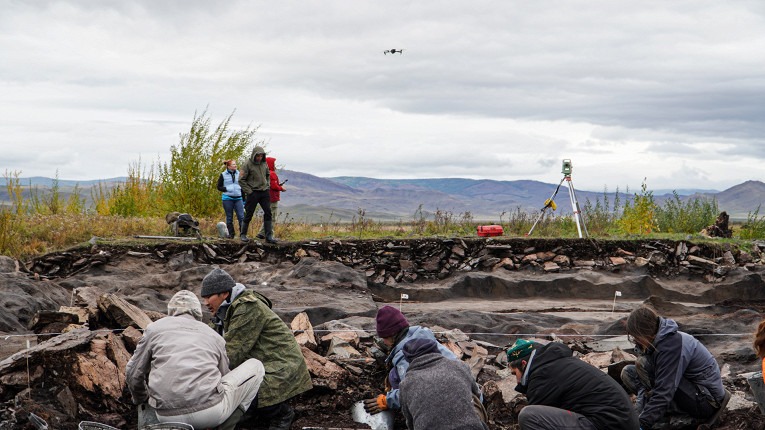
<box><xmin>1</xmin><ymin>237</ymin><xmax>765</xmax><ymax>429</ymax></box>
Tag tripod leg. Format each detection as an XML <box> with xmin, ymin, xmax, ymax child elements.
<box><xmin>526</xmin><ymin>207</ymin><xmax>549</xmax><ymax>236</ymax></box>
<box><xmin>527</xmin><ymin>177</ymin><xmax>566</xmax><ymax>237</ymax></box>
<box><xmin>566</xmin><ymin>178</ymin><xmax>588</xmax><ymax>238</ymax></box>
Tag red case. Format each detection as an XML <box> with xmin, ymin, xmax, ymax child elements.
<box><xmin>477</xmin><ymin>225</ymin><xmax>504</xmax><ymax>237</ymax></box>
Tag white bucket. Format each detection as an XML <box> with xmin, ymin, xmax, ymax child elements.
<box><xmin>216</xmin><ymin>222</ymin><xmax>229</xmax><ymax>238</ymax></box>
<box><xmin>351</xmin><ymin>401</ymin><xmax>394</xmax><ymax>430</ymax></box>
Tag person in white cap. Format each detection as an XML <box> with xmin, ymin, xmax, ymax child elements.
<box><xmin>125</xmin><ymin>290</ymin><xmax>265</xmax><ymax>430</ymax></box>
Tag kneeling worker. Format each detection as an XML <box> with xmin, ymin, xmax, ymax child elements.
<box><xmin>507</xmin><ymin>339</ymin><xmax>639</xmax><ymax>430</ymax></box>
<box><xmin>201</xmin><ymin>268</ymin><xmax>313</xmax><ymax>430</ymax></box>
<box><xmin>126</xmin><ymin>290</ymin><xmax>264</xmax><ymax>430</ymax></box>
<box><xmin>400</xmin><ymin>337</ymin><xmax>488</xmax><ymax>430</ymax></box>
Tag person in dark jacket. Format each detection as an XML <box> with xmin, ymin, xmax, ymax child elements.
<box><xmin>238</xmin><ymin>145</ymin><xmax>276</xmax><ymax>243</ymax></box>
<box><xmin>621</xmin><ymin>306</ymin><xmax>731</xmax><ymax>429</ymax></box>
<box><xmin>399</xmin><ymin>338</ymin><xmax>488</xmax><ymax>430</ymax></box>
<box><xmin>216</xmin><ymin>159</ymin><xmax>244</xmax><ymax>239</ymax></box>
<box><xmin>507</xmin><ymin>339</ymin><xmax>639</xmax><ymax>430</ymax></box>
<box><xmin>257</xmin><ymin>156</ymin><xmax>286</xmax><ymax>240</ymax></box>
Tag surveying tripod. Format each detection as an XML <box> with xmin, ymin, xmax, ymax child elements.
<box><xmin>526</xmin><ymin>159</ymin><xmax>589</xmax><ymax>238</ymax></box>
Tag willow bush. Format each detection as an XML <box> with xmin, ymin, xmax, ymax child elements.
<box><xmin>159</xmin><ymin>110</ymin><xmax>261</xmax><ymax>218</ymax></box>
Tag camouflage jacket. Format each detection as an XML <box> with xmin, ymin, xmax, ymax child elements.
<box><xmin>222</xmin><ymin>289</ymin><xmax>313</xmax><ymax>407</ymax></box>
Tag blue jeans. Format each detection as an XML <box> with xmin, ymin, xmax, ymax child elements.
<box><xmin>222</xmin><ymin>199</ymin><xmax>244</xmax><ymax>237</ymax></box>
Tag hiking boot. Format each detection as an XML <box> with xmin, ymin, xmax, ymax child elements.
<box><xmin>703</xmin><ymin>389</ymin><xmax>731</xmax><ymax>428</ymax></box>
<box><xmin>264</xmin><ymin>220</ymin><xmax>278</xmax><ymax>244</ymax></box>
<box><xmin>240</xmin><ymin>234</ymin><xmax>250</xmax><ymax>242</ymax></box>
<box><xmin>256</xmin><ymin>233</ymin><xmax>266</xmax><ymax>240</ymax></box>
<box><xmin>267</xmin><ymin>404</ymin><xmax>295</xmax><ymax>430</ymax></box>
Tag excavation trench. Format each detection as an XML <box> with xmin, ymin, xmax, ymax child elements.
<box><xmin>1</xmin><ymin>238</ymin><xmax>764</xmax><ymax>429</ymax></box>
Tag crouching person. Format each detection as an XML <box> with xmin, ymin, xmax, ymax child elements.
<box><xmin>201</xmin><ymin>268</ymin><xmax>313</xmax><ymax>430</ymax></box>
<box><xmin>400</xmin><ymin>338</ymin><xmax>488</xmax><ymax>430</ymax></box>
<box><xmin>126</xmin><ymin>290</ymin><xmax>264</xmax><ymax>430</ymax></box>
<box><xmin>362</xmin><ymin>305</ymin><xmax>460</xmax><ymax>415</ymax></box>
<box><xmin>507</xmin><ymin>339</ymin><xmax>639</xmax><ymax>430</ymax></box>
<box><xmin>622</xmin><ymin>306</ymin><xmax>731</xmax><ymax>429</ymax></box>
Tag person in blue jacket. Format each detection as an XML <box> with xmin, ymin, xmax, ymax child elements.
<box><xmin>621</xmin><ymin>306</ymin><xmax>731</xmax><ymax>429</ymax></box>
<box><xmin>216</xmin><ymin>159</ymin><xmax>244</xmax><ymax>239</ymax></box>
<box><xmin>362</xmin><ymin>305</ymin><xmax>458</xmax><ymax>414</ymax></box>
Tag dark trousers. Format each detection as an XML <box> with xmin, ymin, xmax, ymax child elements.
<box><xmin>518</xmin><ymin>405</ymin><xmax>597</xmax><ymax>430</ymax></box>
<box><xmin>243</xmin><ymin>190</ymin><xmax>272</xmax><ymax>224</ymax></box>
<box><xmin>621</xmin><ymin>356</ymin><xmax>718</xmax><ymax>421</ymax></box>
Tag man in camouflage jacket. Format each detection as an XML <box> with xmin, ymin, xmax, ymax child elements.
<box><xmin>200</xmin><ymin>268</ymin><xmax>313</xmax><ymax>430</ymax></box>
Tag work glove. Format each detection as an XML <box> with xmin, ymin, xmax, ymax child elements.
<box><xmin>363</xmin><ymin>394</ymin><xmax>388</xmax><ymax>414</ymax></box>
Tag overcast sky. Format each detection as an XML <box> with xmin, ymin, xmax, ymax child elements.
<box><xmin>1</xmin><ymin>1</ymin><xmax>764</xmax><ymax>192</ymax></box>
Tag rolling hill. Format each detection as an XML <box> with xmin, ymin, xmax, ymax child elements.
<box><xmin>2</xmin><ymin>173</ymin><xmax>763</xmax><ymax>222</ymax></box>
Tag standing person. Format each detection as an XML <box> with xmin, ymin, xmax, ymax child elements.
<box><xmin>754</xmin><ymin>319</ymin><xmax>765</xmax><ymax>382</ymax></box>
<box><xmin>362</xmin><ymin>305</ymin><xmax>459</xmax><ymax>415</ymax></box>
<box><xmin>125</xmin><ymin>290</ymin><xmax>264</xmax><ymax>430</ymax></box>
<box><xmin>238</xmin><ymin>145</ymin><xmax>276</xmax><ymax>243</ymax></box>
<box><xmin>200</xmin><ymin>268</ymin><xmax>313</xmax><ymax>430</ymax></box>
<box><xmin>257</xmin><ymin>156</ymin><xmax>286</xmax><ymax>240</ymax></box>
<box><xmin>507</xmin><ymin>339</ymin><xmax>639</xmax><ymax>430</ymax></box>
<box><xmin>621</xmin><ymin>306</ymin><xmax>731</xmax><ymax>429</ymax></box>
<box><xmin>399</xmin><ymin>338</ymin><xmax>488</xmax><ymax>430</ymax></box>
<box><xmin>216</xmin><ymin>159</ymin><xmax>244</xmax><ymax>239</ymax></box>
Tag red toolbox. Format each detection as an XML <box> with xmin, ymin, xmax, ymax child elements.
<box><xmin>477</xmin><ymin>225</ymin><xmax>504</xmax><ymax>237</ymax></box>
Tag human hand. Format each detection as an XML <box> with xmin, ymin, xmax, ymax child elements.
<box><xmin>363</xmin><ymin>394</ymin><xmax>387</xmax><ymax>414</ymax></box>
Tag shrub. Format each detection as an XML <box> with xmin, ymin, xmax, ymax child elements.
<box><xmin>656</xmin><ymin>192</ymin><xmax>718</xmax><ymax>233</ymax></box>
<box><xmin>159</xmin><ymin>110</ymin><xmax>260</xmax><ymax>218</ymax></box>
<box><xmin>619</xmin><ymin>179</ymin><xmax>659</xmax><ymax>235</ymax></box>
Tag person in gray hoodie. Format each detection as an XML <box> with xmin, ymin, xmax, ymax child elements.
<box><xmin>125</xmin><ymin>290</ymin><xmax>265</xmax><ymax>430</ymax></box>
<box><xmin>622</xmin><ymin>306</ymin><xmax>731</xmax><ymax>429</ymax></box>
<box><xmin>399</xmin><ymin>338</ymin><xmax>488</xmax><ymax>430</ymax></box>
<box><xmin>238</xmin><ymin>145</ymin><xmax>276</xmax><ymax>243</ymax></box>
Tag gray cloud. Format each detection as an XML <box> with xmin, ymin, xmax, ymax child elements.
<box><xmin>1</xmin><ymin>0</ymin><xmax>764</xmax><ymax>191</ymax></box>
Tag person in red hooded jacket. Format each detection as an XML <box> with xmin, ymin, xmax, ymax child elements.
<box><xmin>257</xmin><ymin>157</ymin><xmax>286</xmax><ymax>240</ymax></box>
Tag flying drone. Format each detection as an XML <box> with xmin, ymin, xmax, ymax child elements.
<box><xmin>384</xmin><ymin>49</ymin><xmax>404</xmax><ymax>55</ymax></box>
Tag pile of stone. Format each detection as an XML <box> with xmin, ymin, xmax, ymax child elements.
<box><xmin>20</xmin><ymin>238</ymin><xmax>765</xmax><ymax>285</ymax></box>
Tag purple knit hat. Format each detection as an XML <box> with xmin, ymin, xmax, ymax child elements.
<box><xmin>376</xmin><ymin>305</ymin><xmax>410</xmax><ymax>338</ymax></box>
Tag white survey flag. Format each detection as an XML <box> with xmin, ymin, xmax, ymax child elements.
<box><xmin>615</xmin><ymin>291</ymin><xmax>622</xmax><ymax>297</ymax></box>
<box><xmin>401</xmin><ymin>294</ymin><xmax>409</xmax><ymax>300</ymax></box>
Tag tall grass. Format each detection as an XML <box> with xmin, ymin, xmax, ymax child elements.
<box><xmin>739</xmin><ymin>206</ymin><xmax>765</xmax><ymax>239</ymax></box>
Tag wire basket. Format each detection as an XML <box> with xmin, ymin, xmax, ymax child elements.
<box><xmin>141</xmin><ymin>423</ymin><xmax>194</xmax><ymax>430</ymax></box>
<box><xmin>78</xmin><ymin>422</ymin><xmax>119</xmax><ymax>430</ymax></box>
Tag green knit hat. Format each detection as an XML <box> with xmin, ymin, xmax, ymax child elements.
<box><xmin>506</xmin><ymin>339</ymin><xmax>539</xmax><ymax>362</ymax></box>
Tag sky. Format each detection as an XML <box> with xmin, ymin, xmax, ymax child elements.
<box><xmin>1</xmin><ymin>1</ymin><xmax>764</xmax><ymax>192</ymax></box>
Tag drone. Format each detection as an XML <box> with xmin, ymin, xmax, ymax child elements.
<box><xmin>384</xmin><ymin>49</ymin><xmax>404</xmax><ymax>55</ymax></box>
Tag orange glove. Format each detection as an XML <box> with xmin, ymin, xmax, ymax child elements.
<box><xmin>363</xmin><ymin>394</ymin><xmax>388</xmax><ymax>414</ymax></box>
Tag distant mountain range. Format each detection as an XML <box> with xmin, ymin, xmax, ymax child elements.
<box><xmin>2</xmin><ymin>173</ymin><xmax>764</xmax><ymax>222</ymax></box>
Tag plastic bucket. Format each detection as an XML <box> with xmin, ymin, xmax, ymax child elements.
<box><xmin>78</xmin><ymin>422</ymin><xmax>119</xmax><ymax>430</ymax></box>
<box><xmin>747</xmin><ymin>371</ymin><xmax>765</xmax><ymax>414</ymax></box>
<box><xmin>351</xmin><ymin>401</ymin><xmax>394</xmax><ymax>430</ymax></box>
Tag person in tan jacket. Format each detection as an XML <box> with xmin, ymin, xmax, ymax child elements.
<box><xmin>126</xmin><ymin>290</ymin><xmax>264</xmax><ymax>429</ymax></box>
